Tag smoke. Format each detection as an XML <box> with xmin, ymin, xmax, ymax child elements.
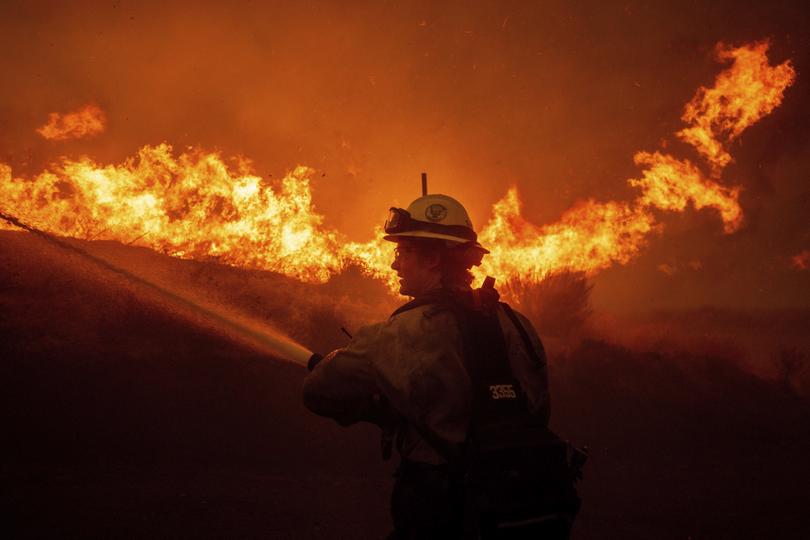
<box><xmin>500</xmin><ymin>269</ymin><xmax>810</xmax><ymax>396</ymax></box>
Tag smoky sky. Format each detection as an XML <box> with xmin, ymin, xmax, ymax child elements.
<box><xmin>1</xmin><ymin>0</ymin><xmax>808</xmax><ymax>312</ymax></box>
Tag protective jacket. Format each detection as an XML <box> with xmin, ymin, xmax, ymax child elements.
<box><xmin>302</xmin><ymin>287</ymin><xmax>550</xmax><ymax>465</ymax></box>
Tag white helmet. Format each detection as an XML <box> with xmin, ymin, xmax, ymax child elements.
<box><xmin>383</xmin><ymin>194</ymin><xmax>489</xmax><ymax>253</ymax></box>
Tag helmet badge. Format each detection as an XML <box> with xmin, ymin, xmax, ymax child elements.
<box><xmin>425</xmin><ymin>204</ymin><xmax>448</xmax><ymax>222</ymax></box>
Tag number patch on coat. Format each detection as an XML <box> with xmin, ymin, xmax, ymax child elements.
<box><xmin>489</xmin><ymin>384</ymin><xmax>517</xmax><ymax>400</ymax></box>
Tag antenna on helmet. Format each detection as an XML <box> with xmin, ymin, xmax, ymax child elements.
<box><xmin>421</xmin><ymin>172</ymin><xmax>428</xmax><ymax>196</ymax></box>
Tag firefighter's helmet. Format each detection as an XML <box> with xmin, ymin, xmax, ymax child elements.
<box><xmin>383</xmin><ymin>194</ymin><xmax>489</xmax><ymax>253</ymax></box>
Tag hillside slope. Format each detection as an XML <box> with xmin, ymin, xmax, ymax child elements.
<box><xmin>0</xmin><ymin>230</ymin><xmax>393</xmax><ymax>538</ymax></box>
<box><xmin>2</xmin><ymin>230</ymin><xmax>809</xmax><ymax>538</ymax></box>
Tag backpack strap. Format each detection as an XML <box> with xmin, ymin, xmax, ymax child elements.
<box><xmin>387</xmin><ymin>291</ymin><xmax>542</xmax><ymax>464</ymax></box>
<box><xmin>500</xmin><ymin>302</ymin><xmax>547</xmax><ymax>370</ymax></box>
<box><xmin>397</xmin><ymin>294</ymin><xmax>528</xmax><ymax>463</ymax></box>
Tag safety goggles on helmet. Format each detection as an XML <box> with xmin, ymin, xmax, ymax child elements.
<box><xmin>384</xmin><ymin>207</ymin><xmax>478</xmax><ymax>242</ymax></box>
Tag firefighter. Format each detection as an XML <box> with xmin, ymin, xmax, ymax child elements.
<box><xmin>302</xmin><ymin>193</ymin><xmax>555</xmax><ymax>538</ymax></box>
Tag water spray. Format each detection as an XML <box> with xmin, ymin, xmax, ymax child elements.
<box><xmin>0</xmin><ymin>209</ymin><xmax>319</xmax><ymax>368</ymax></box>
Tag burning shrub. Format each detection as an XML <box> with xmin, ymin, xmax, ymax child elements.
<box><xmin>776</xmin><ymin>347</ymin><xmax>809</xmax><ymax>395</ymax></box>
<box><xmin>502</xmin><ymin>271</ymin><xmax>593</xmax><ymax>347</ymax></box>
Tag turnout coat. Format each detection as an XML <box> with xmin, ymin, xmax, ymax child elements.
<box><xmin>302</xmin><ymin>290</ymin><xmax>550</xmax><ymax>465</ymax></box>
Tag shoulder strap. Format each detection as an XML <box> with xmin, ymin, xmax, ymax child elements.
<box><xmin>391</xmin><ymin>294</ymin><xmax>543</xmax><ymax>464</ymax></box>
<box><xmin>404</xmin><ymin>297</ymin><xmax>524</xmax><ymax>463</ymax></box>
<box><xmin>500</xmin><ymin>302</ymin><xmax>547</xmax><ymax>369</ymax></box>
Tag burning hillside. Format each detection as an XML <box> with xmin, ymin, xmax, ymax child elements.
<box><xmin>1</xmin><ymin>1</ymin><xmax>808</xmax><ymax>534</ymax></box>
<box><xmin>0</xmin><ymin>41</ymin><xmax>796</xmax><ymax>302</ymax></box>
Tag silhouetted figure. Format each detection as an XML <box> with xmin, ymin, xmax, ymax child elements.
<box><xmin>304</xmin><ymin>193</ymin><xmax>581</xmax><ymax>538</ymax></box>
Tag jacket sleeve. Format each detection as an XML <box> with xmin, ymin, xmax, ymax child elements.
<box><xmin>301</xmin><ymin>322</ymin><xmax>390</xmax><ymax>426</ymax></box>
<box><xmin>301</xmin><ymin>307</ymin><xmax>468</xmax><ymax>442</ymax></box>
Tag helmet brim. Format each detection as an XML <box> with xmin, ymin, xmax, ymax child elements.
<box><xmin>383</xmin><ymin>231</ymin><xmax>490</xmax><ymax>254</ymax></box>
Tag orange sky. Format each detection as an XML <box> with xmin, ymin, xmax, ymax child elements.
<box><xmin>0</xmin><ymin>0</ymin><xmax>807</xmax><ymax>312</ymax></box>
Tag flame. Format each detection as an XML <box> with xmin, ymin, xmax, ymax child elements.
<box><xmin>0</xmin><ymin>41</ymin><xmax>796</xmax><ymax>298</ymax></box>
<box><xmin>657</xmin><ymin>259</ymin><xmax>702</xmax><ymax>276</ymax></box>
<box><xmin>677</xmin><ymin>41</ymin><xmax>796</xmax><ymax>174</ymax></box>
<box><xmin>476</xmin><ymin>191</ymin><xmax>656</xmax><ymax>283</ymax></box>
<box><xmin>36</xmin><ymin>104</ymin><xmax>107</xmax><ymax>141</ymax></box>
<box><xmin>792</xmin><ymin>250</ymin><xmax>810</xmax><ymax>271</ymax></box>
<box><xmin>473</xmin><ymin>41</ymin><xmax>792</xmax><ymax>287</ymax></box>
<box><xmin>0</xmin><ymin>145</ymin><xmax>349</xmax><ymax>282</ymax></box>
<box><xmin>0</xmin><ymin>145</ymin><xmax>391</xmax><ymax>285</ymax></box>
<box><xmin>629</xmin><ymin>151</ymin><xmax>742</xmax><ymax>233</ymax></box>
<box><xmin>344</xmin><ymin>228</ymin><xmax>398</xmax><ymax>289</ymax></box>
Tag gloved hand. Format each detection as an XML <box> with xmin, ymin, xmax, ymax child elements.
<box><xmin>307</xmin><ymin>353</ymin><xmax>324</xmax><ymax>371</ymax></box>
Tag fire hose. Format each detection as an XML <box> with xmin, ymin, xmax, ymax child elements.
<box><xmin>0</xmin><ymin>209</ymin><xmax>321</xmax><ymax>368</ymax></box>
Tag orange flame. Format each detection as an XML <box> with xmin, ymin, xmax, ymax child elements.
<box><xmin>629</xmin><ymin>151</ymin><xmax>742</xmax><ymax>233</ymax></box>
<box><xmin>792</xmin><ymin>250</ymin><xmax>810</xmax><ymax>271</ymax></box>
<box><xmin>36</xmin><ymin>104</ymin><xmax>107</xmax><ymax>141</ymax></box>
<box><xmin>0</xmin><ymin>41</ymin><xmax>796</xmax><ymax>297</ymax></box>
<box><xmin>472</xmin><ymin>41</ymin><xmax>792</xmax><ymax>287</ymax></box>
<box><xmin>0</xmin><ymin>145</ymin><xmax>393</xmax><ymax>285</ymax></box>
<box><xmin>476</xmin><ymin>191</ymin><xmax>656</xmax><ymax>283</ymax></box>
<box><xmin>677</xmin><ymin>41</ymin><xmax>796</xmax><ymax>174</ymax></box>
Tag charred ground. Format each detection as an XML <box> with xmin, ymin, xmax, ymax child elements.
<box><xmin>2</xmin><ymin>230</ymin><xmax>809</xmax><ymax>539</ymax></box>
